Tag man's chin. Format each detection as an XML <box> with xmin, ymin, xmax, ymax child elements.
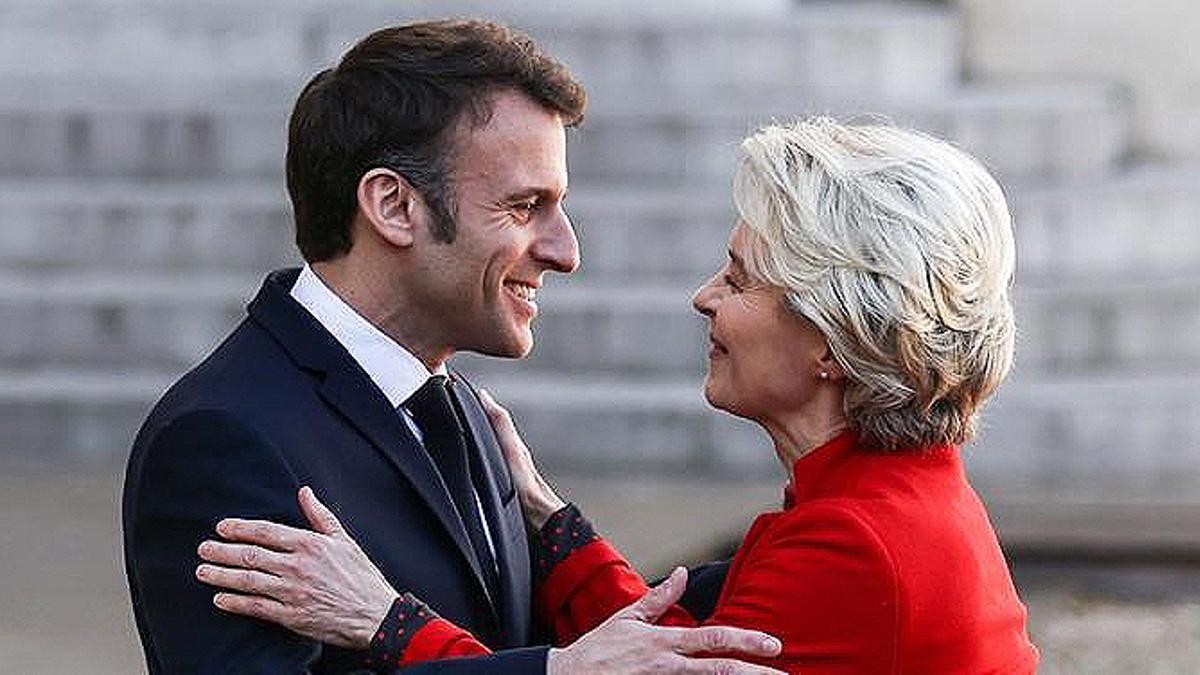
<box><xmin>471</xmin><ymin>328</ymin><xmax>534</xmax><ymax>360</ymax></box>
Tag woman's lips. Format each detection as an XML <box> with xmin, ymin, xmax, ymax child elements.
<box><xmin>708</xmin><ymin>334</ymin><xmax>728</xmax><ymax>358</ymax></box>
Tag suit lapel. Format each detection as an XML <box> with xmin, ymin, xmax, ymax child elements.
<box><xmin>247</xmin><ymin>269</ymin><xmax>494</xmax><ymax>619</ymax></box>
<box><xmin>450</xmin><ymin>375</ymin><xmax>533</xmax><ymax>647</ymax></box>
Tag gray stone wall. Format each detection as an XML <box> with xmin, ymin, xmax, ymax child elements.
<box><xmin>960</xmin><ymin>0</ymin><xmax>1200</xmax><ymax>162</ymax></box>
<box><xmin>2</xmin><ymin>1</ymin><xmax>1197</xmax><ymax>506</ymax></box>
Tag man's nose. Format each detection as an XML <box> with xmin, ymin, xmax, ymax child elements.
<box><xmin>533</xmin><ymin>207</ymin><xmax>580</xmax><ymax>274</ymax></box>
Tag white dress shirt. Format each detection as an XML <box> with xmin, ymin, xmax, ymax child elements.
<box><xmin>289</xmin><ymin>264</ymin><xmax>497</xmax><ymax>565</ymax></box>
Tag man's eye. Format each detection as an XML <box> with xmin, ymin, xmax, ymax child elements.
<box><xmin>510</xmin><ymin>200</ymin><xmax>540</xmax><ymax>221</ymax></box>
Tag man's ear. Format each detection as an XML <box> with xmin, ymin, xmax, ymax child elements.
<box><xmin>356</xmin><ymin>168</ymin><xmax>421</xmax><ymax>248</ymax></box>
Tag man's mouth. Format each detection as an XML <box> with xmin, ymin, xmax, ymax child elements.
<box><xmin>505</xmin><ymin>281</ymin><xmax>538</xmax><ymax>303</ymax></box>
<box><xmin>503</xmin><ymin>280</ymin><xmax>540</xmax><ymax>318</ymax></box>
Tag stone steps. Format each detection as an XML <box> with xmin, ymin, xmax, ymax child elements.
<box><xmin>968</xmin><ymin>371</ymin><xmax>1200</xmax><ymax>493</ymax></box>
<box><xmin>1</xmin><ymin>1</ymin><xmax>958</xmax><ymax>100</ymax></box>
<box><xmin>1016</xmin><ymin>274</ymin><xmax>1200</xmax><ymax>376</ymax></box>
<box><xmin>4</xmin><ymin>367</ymin><xmax>1199</xmax><ymax>493</ymax></box>
<box><xmin>0</xmin><ymin>180</ymin><xmax>725</xmax><ymax>277</ymax></box>
<box><xmin>7</xmin><ymin>164</ymin><xmax>1195</xmax><ymax>280</ymax></box>
<box><xmin>1</xmin><ymin>271</ymin><xmax>1195</xmax><ymax>377</ymax></box>
<box><xmin>0</xmin><ymin>181</ymin><xmax>298</xmax><ymax>273</ymax></box>
<box><xmin>572</xmin><ymin>83</ymin><xmax>1129</xmax><ymax>185</ymax></box>
<box><xmin>1016</xmin><ymin>165</ymin><xmax>1200</xmax><ymax>278</ymax></box>
<box><xmin>1</xmin><ymin>82</ymin><xmax>1126</xmax><ymax>183</ymax></box>
<box><xmin>0</xmin><ymin>271</ymin><xmax>255</xmax><ymax>372</ymax></box>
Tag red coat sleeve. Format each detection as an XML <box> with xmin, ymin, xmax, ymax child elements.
<box><xmin>398</xmin><ymin>618</ymin><xmax>491</xmax><ymax>662</ymax></box>
<box><xmin>704</xmin><ymin>502</ymin><xmax>899</xmax><ymax>674</ymax></box>
<box><xmin>398</xmin><ymin>503</ymin><xmax>899</xmax><ymax>673</ymax></box>
<box><xmin>537</xmin><ymin>538</ymin><xmax>699</xmax><ymax>644</ymax></box>
<box><xmin>391</xmin><ymin>536</ymin><xmax>695</xmax><ymax>664</ymax></box>
<box><xmin>536</xmin><ymin>504</ymin><xmax>901</xmax><ymax>673</ymax></box>
<box><xmin>366</xmin><ymin>594</ymin><xmax>493</xmax><ymax>668</ymax></box>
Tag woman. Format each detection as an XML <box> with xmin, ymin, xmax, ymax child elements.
<box><xmin>198</xmin><ymin>118</ymin><xmax>1039</xmax><ymax>672</ymax></box>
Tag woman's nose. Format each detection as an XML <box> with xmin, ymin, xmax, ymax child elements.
<box><xmin>692</xmin><ymin>277</ymin><xmax>717</xmax><ymax>317</ymax></box>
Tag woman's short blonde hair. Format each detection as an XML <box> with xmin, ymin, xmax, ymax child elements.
<box><xmin>733</xmin><ymin>117</ymin><xmax>1016</xmax><ymax>450</ymax></box>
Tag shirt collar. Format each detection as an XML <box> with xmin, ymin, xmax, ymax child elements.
<box><xmin>289</xmin><ymin>264</ymin><xmax>445</xmax><ymax>408</ymax></box>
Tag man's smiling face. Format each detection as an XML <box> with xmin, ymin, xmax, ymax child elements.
<box><xmin>408</xmin><ymin>89</ymin><xmax>579</xmax><ymax>359</ymax></box>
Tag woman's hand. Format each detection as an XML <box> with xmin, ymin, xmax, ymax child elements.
<box><xmin>478</xmin><ymin>389</ymin><xmax>566</xmax><ymax>530</ymax></box>
<box><xmin>195</xmin><ymin>487</ymin><xmax>398</xmax><ymax>649</ymax></box>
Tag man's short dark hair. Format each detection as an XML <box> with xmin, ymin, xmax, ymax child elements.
<box><xmin>286</xmin><ymin>19</ymin><xmax>587</xmax><ymax>261</ymax></box>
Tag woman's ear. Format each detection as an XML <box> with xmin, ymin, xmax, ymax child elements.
<box><xmin>356</xmin><ymin>168</ymin><xmax>422</xmax><ymax>248</ymax></box>
<box><xmin>817</xmin><ymin>345</ymin><xmax>846</xmax><ymax>382</ymax></box>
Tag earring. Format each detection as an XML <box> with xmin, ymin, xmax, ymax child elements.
<box><xmin>819</xmin><ymin>371</ymin><xmax>829</xmax><ymax>380</ymax></box>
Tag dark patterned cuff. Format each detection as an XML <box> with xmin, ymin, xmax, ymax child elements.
<box><xmin>533</xmin><ymin>503</ymin><xmax>599</xmax><ymax>582</ymax></box>
<box><xmin>365</xmin><ymin>592</ymin><xmax>437</xmax><ymax>671</ymax></box>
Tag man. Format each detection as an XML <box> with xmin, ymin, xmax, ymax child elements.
<box><xmin>123</xmin><ymin>19</ymin><xmax>780</xmax><ymax>674</ymax></box>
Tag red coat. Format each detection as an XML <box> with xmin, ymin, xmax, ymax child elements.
<box><xmin>401</xmin><ymin>432</ymin><xmax>1039</xmax><ymax>673</ymax></box>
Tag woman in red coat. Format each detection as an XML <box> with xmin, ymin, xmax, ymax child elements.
<box><xmin>199</xmin><ymin>118</ymin><xmax>1039</xmax><ymax>673</ymax></box>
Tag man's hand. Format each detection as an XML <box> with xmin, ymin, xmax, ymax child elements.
<box><xmin>549</xmin><ymin>567</ymin><xmax>787</xmax><ymax>675</ymax></box>
<box><xmin>195</xmin><ymin>487</ymin><xmax>397</xmax><ymax>649</ymax></box>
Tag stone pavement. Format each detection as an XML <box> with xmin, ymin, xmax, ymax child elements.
<box><xmin>4</xmin><ymin>463</ymin><xmax>1200</xmax><ymax>674</ymax></box>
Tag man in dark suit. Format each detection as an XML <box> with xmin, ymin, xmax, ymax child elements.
<box><xmin>123</xmin><ymin>19</ymin><xmax>775</xmax><ymax>675</ymax></box>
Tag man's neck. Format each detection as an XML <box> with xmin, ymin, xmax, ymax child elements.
<box><xmin>311</xmin><ymin>261</ymin><xmax>453</xmax><ymax>371</ymax></box>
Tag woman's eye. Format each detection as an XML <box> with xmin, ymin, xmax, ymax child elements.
<box><xmin>724</xmin><ymin>274</ymin><xmax>742</xmax><ymax>292</ymax></box>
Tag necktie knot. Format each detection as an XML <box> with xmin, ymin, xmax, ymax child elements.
<box><xmin>405</xmin><ymin>375</ymin><xmax>462</xmax><ymax>441</ymax></box>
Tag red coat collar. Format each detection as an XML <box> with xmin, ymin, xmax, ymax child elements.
<box><xmin>782</xmin><ymin>430</ymin><xmax>858</xmax><ymax>508</ymax></box>
<box><xmin>782</xmin><ymin>430</ymin><xmax>958</xmax><ymax>508</ymax></box>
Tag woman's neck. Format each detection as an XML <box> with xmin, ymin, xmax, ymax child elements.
<box><xmin>762</xmin><ymin>409</ymin><xmax>849</xmax><ymax>474</ymax></box>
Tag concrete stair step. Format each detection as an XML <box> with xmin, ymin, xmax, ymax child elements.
<box><xmin>0</xmin><ymin>369</ymin><xmax>174</xmax><ymax>462</ymax></box>
<box><xmin>0</xmin><ymin>82</ymin><xmax>1125</xmax><ymax>183</ymax></box>
<box><xmin>0</xmin><ymin>272</ymin><xmax>256</xmax><ymax>371</ymax></box>
<box><xmin>969</xmin><ymin>371</ymin><xmax>1200</xmax><ymax>494</ymax></box>
<box><xmin>0</xmin><ymin>181</ymin><xmax>299</xmax><ymax>273</ymax></box>
<box><xmin>0</xmin><ymin>180</ymin><xmax>727</xmax><ymax>277</ymax></box>
<box><xmin>571</xmin><ymin>83</ymin><xmax>1129</xmax><ymax>185</ymax></box>
<box><xmin>5</xmin><ymin>368</ymin><xmax>1200</xmax><ymax>492</ymax></box>
<box><xmin>1</xmin><ymin>271</ymin><xmax>1196</xmax><ymax>377</ymax></box>
<box><xmin>0</xmin><ymin>99</ymin><xmax>289</xmax><ymax>180</ymax></box>
<box><xmin>1015</xmin><ymin>165</ymin><xmax>1200</xmax><ymax>278</ymax></box>
<box><xmin>1016</xmin><ymin>273</ymin><xmax>1200</xmax><ymax>376</ymax></box>
<box><xmin>7</xmin><ymin>162</ymin><xmax>1193</xmax><ymax>280</ymax></box>
<box><xmin>0</xmin><ymin>1</ymin><xmax>959</xmax><ymax>98</ymax></box>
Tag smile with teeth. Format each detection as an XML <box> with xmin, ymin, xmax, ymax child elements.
<box><xmin>505</xmin><ymin>282</ymin><xmax>537</xmax><ymax>303</ymax></box>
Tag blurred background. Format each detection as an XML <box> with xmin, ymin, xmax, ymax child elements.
<box><xmin>1</xmin><ymin>0</ymin><xmax>1198</xmax><ymax>671</ymax></box>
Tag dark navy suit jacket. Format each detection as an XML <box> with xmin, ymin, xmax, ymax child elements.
<box><xmin>123</xmin><ymin>268</ymin><xmax>546</xmax><ymax>674</ymax></box>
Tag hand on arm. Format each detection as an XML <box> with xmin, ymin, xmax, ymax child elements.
<box><xmin>197</xmin><ymin>486</ymin><xmax>400</xmax><ymax>649</ymax></box>
<box><xmin>478</xmin><ymin>389</ymin><xmax>564</xmax><ymax>530</ymax></box>
<box><xmin>549</xmin><ymin>567</ymin><xmax>785</xmax><ymax>675</ymax></box>
<box><xmin>198</xmin><ymin>469</ymin><xmax>784</xmax><ymax>674</ymax></box>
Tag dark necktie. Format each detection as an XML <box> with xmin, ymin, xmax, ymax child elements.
<box><xmin>405</xmin><ymin>375</ymin><xmax>499</xmax><ymax>598</ymax></box>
